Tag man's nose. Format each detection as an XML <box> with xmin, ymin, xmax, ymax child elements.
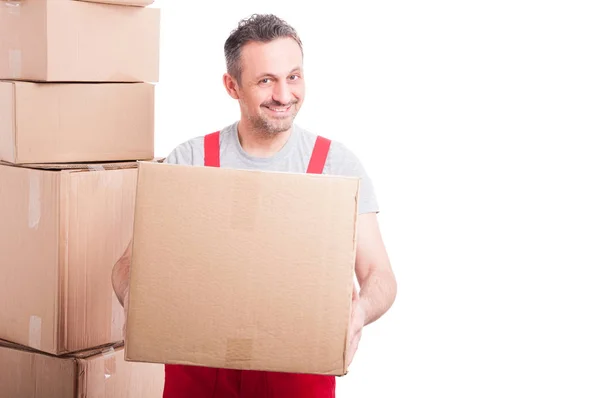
<box><xmin>272</xmin><ymin>81</ymin><xmax>292</xmax><ymax>105</ymax></box>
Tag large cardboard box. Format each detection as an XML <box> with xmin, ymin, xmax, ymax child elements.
<box><xmin>0</xmin><ymin>81</ymin><xmax>155</xmax><ymax>164</ymax></box>
<box><xmin>125</xmin><ymin>162</ymin><xmax>360</xmax><ymax>376</ymax></box>
<box><xmin>0</xmin><ymin>162</ymin><xmax>139</xmax><ymax>355</ymax></box>
<box><xmin>0</xmin><ymin>341</ymin><xmax>164</xmax><ymax>398</ymax></box>
<box><xmin>0</xmin><ymin>0</ymin><xmax>160</xmax><ymax>82</ymax></box>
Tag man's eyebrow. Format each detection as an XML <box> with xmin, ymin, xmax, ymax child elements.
<box><xmin>255</xmin><ymin>67</ymin><xmax>302</xmax><ymax>79</ymax></box>
<box><xmin>255</xmin><ymin>73</ymin><xmax>276</xmax><ymax>79</ymax></box>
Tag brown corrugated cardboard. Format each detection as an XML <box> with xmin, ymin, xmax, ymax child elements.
<box><xmin>0</xmin><ymin>81</ymin><xmax>155</xmax><ymax>164</ymax></box>
<box><xmin>125</xmin><ymin>162</ymin><xmax>360</xmax><ymax>376</ymax></box>
<box><xmin>0</xmin><ymin>162</ymin><xmax>139</xmax><ymax>355</ymax></box>
<box><xmin>0</xmin><ymin>0</ymin><xmax>160</xmax><ymax>82</ymax></box>
<box><xmin>0</xmin><ymin>340</ymin><xmax>76</xmax><ymax>398</ymax></box>
<box><xmin>77</xmin><ymin>0</ymin><xmax>154</xmax><ymax>6</ymax></box>
<box><xmin>0</xmin><ymin>341</ymin><xmax>164</xmax><ymax>398</ymax></box>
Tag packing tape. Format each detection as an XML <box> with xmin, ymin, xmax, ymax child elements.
<box><xmin>88</xmin><ymin>164</ymin><xmax>105</xmax><ymax>172</ymax></box>
<box><xmin>225</xmin><ymin>338</ymin><xmax>253</xmax><ymax>364</ymax></box>
<box><xmin>2</xmin><ymin>1</ymin><xmax>21</xmax><ymax>16</ymax></box>
<box><xmin>8</xmin><ymin>49</ymin><xmax>21</xmax><ymax>79</ymax></box>
<box><xmin>4</xmin><ymin>1</ymin><xmax>22</xmax><ymax>78</ymax></box>
<box><xmin>86</xmin><ymin>164</ymin><xmax>118</xmax><ymax>192</ymax></box>
<box><xmin>28</xmin><ymin>171</ymin><xmax>41</xmax><ymax>230</ymax></box>
<box><xmin>102</xmin><ymin>347</ymin><xmax>116</xmax><ymax>380</ymax></box>
<box><xmin>28</xmin><ymin>315</ymin><xmax>42</xmax><ymax>350</ymax></box>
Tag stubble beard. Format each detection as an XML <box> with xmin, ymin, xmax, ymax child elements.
<box><xmin>248</xmin><ymin>102</ymin><xmax>299</xmax><ymax>138</ymax></box>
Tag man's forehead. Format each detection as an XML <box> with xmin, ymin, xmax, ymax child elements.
<box><xmin>240</xmin><ymin>38</ymin><xmax>303</xmax><ymax>76</ymax></box>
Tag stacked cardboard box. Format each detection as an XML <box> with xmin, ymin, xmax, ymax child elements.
<box><xmin>0</xmin><ymin>339</ymin><xmax>164</xmax><ymax>398</ymax></box>
<box><xmin>0</xmin><ymin>0</ymin><xmax>164</xmax><ymax>394</ymax></box>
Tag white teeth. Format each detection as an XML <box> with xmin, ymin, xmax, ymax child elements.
<box><xmin>268</xmin><ymin>106</ymin><xmax>289</xmax><ymax>112</ymax></box>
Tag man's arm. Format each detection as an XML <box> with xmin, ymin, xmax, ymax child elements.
<box><xmin>354</xmin><ymin>212</ymin><xmax>397</xmax><ymax>325</ymax></box>
<box><xmin>347</xmin><ymin>212</ymin><xmax>397</xmax><ymax>364</ymax></box>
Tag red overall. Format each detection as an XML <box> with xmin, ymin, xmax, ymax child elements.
<box><xmin>162</xmin><ymin>131</ymin><xmax>335</xmax><ymax>398</ymax></box>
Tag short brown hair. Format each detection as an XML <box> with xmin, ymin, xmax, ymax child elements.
<box><xmin>224</xmin><ymin>14</ymin><xmax>303</xmax><ymax>83</ymax></box>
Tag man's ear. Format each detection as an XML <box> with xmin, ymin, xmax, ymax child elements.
<box><xmin>223</xmin><ymin>73</ymin><xmax>240</xmax><ymax>100</ymax></box>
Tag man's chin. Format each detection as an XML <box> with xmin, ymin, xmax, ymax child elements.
<box><xmin>264</xmin><ymin>117</ymin><xmax>295</xmax><ymax>134</ymax></box>
<box><xmin>262</xmin><ymin>126</ymin><xmax>290</xmax><ymax>136</ymax></box>
<box><xmin>249</xmin><ymin>113</ymin><xmax>296</xmax><ymax>135</ymax></box>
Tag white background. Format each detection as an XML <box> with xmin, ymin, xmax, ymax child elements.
<box><xmin>151</xmin><ymin>1</ymin><xmax>600</xmax><ymax>396</ymax></box>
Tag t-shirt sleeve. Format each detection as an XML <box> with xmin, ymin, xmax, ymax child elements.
<box><xmin>163</xmin><ymin>141</ymin><xmax>195</xmax><ymax>165</ymax></box>
<box><xmin>326</xmin><ymin>142</ymin><xmax>380</xmax><ymax>215</ymax></box>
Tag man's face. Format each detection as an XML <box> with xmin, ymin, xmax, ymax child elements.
<box><xmin>235</xmin><ymin>37</ymin><xmax>305</xmax><ymax>136</ymax></box>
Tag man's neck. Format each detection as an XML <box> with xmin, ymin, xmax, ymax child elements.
<box><xmin>237</xmin><ymin>119</ymin><xmax>293</xmax><ymax>158</ymax></box>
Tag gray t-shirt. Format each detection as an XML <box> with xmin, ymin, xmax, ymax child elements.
<box><xmin>164</xmin><ymin>121</ymin><xmax>379</xmax><ymax>214</ymax></box>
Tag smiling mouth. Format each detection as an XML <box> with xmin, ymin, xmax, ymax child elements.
<box><xmin>265</xmin><ymin>105</ymin><xmax>292</xmax><ymax>113</ymax></box>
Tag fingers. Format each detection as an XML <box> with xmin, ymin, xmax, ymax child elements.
<box><xmin>350</xmin><ymin>316</ymin><xmax>361</xmax><ymax>338</ymax></box>
<box><xmin>347</xmin><ymin>330</ymin><xmax>362</xmax><ymax>366</ymax></box>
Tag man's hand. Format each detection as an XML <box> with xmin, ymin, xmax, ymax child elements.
<box><xmin>347</xmin><ymin>290</ymin><xmax>367</xmax><ymax>366</ymax></box>
<box><xmin>112</xmin><ymin>239</ymin><xmax>132</xmax><ymax>339</ymax></box>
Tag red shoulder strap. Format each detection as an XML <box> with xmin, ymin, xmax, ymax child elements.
<box><xmin>306</xmin><ymin>136</ymin><xmax>331</xmax><ymax>174</ymax></box>
<box><xmin>204</xmin><ymin>131</ymin><xmax>220</xmax><ymax>167</ymax></box>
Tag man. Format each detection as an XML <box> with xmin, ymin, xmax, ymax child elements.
<box><xmin>112</xmin><ymin>13</ymin><xmax>397</xmax><ymax>398</ymax></box>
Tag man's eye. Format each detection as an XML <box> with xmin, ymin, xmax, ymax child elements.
<box><xmin>261</xmin><ymin>78</ymin><xmax>271</xmax><ymax>84</ymax></box>
<box><xmin>289</xmin><ymin>75</ymin><xmax>299</xmax><ymax>80</ymax></box>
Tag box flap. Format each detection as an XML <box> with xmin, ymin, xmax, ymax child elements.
<box><xmin>0</xmin><ymin>158</ymin><xmax>164</xmax><ymax>171</ymax></box>
<box><xmin>69</xmin><ymin>342</ymin><xmax>124</xmax><ymax>360</ymax></box>
<box><xmin>0</xmin><ymin>164</ymin><xmax>61</xmax><ymax>354</ymax></box>
<box><xmin>58</xmin><ymin>167</ymin><xmax>138</xmax><ymax>353</ymax></box>
<box><xmin>0</xmin><ymin>338</ymin><xmax>120</xmax><ymax>359</ymax></box>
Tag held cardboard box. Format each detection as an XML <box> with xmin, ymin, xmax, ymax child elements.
<box><xmin>77</xmin><ymin>0</ymin><xmax>154</xmax><ymax>6</ymax></box>
<box><xmin>0</xmin><ymin>81</ymin><xmax>155</xmax><ymax>164</ymax></box>
<box><xmin>0</xmin><ymin>0</ymin><xmax>160</xmax><ymax>82</ymax></box>
<box><xmin>0</xmin><ymin>341</ymin><xmax>165</xmax><ymax>398</ymax></box>
<box><xmin>0</xmin><ymin>161</ymin><xmax>139</xmax><ymax>355</ymax></box>
<box><xmin>125</xmin><ymin>162</ymin><xmax>360</xmax><ymax>376</ymax></box>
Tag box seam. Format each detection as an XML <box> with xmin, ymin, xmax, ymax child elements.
<box><xmin>11</xmin><ymin>82</ymin><xmax>17</xmax><ymax>163</ymax></box>
<box><xmin>75</xmin><ymin>357</ymin><xmax>86</xmax><ymax>398</ymax></box>
<box><xmin>344</xmin><ymin>180</ymin><xmax>361</xmax><ymax>374</ymax></box>
<box><xmin>44</xmin><ymin>1</ymin><xmax>50</xmax><ymax>81</ymax></box>
<box><xmin>57</xmin><ymin>171</ymin><xmax>70</xmax><ymax>354</ymax></box>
